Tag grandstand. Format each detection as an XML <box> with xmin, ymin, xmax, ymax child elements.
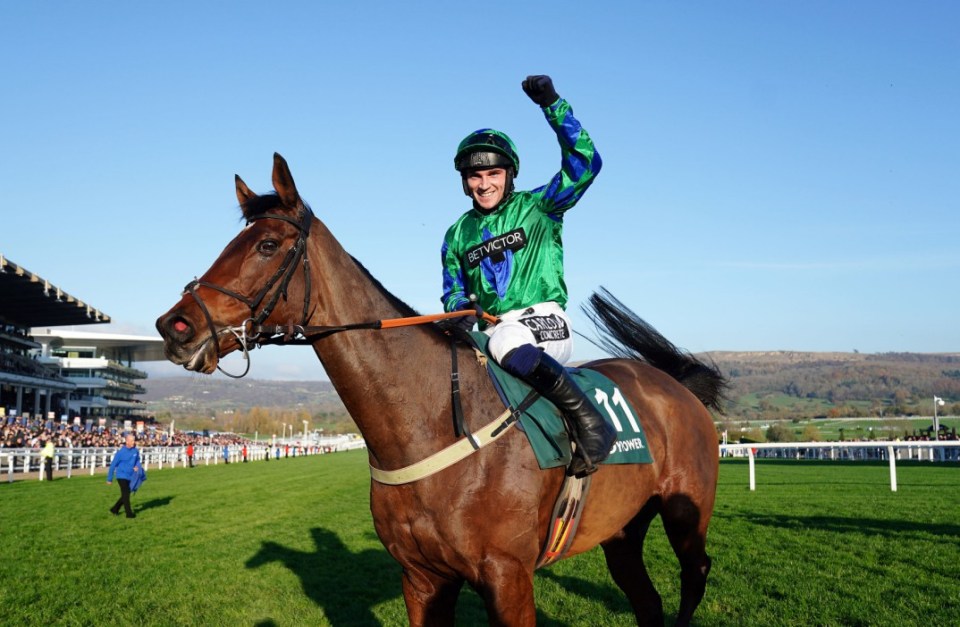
<box><xmin>0</xmin><ymin>254</ymin><xmax>163</xmax><ymax>428</ymax></box>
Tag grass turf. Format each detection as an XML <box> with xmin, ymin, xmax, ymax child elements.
<box><xmin>1</xmin><ymin>451</ymin><xmax>957</xmax><ymax>625</ymax></box>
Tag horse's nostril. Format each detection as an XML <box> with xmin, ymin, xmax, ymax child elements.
<box><xmin>165</xmin><ymin>315</ymin><xmax>192</xmax><ymax>337</ymax></box>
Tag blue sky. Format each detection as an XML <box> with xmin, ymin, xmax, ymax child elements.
<box><xmin>2</xmin><ymin>2</ymin><xmax>957</xmax><ymax>381</ymax></box>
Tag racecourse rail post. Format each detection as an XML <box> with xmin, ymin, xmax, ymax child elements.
<box><xmin>722</xmin><ymin>441</ymin><xmax>960</xmax><ymax>492</ymax></box>
<box><xmin>887</xmin><ymin>445</ymin><xmax>897</xmax><ymax>492</ymax></box>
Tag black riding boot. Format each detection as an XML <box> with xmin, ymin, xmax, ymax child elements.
<box><xmin>522</xmin><ymin>352</ymin><xmax>618</xmax><ymax>477</ymax></box>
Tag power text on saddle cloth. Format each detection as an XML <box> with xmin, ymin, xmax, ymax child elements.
<box><xmin>471</xmin><ymin>333</ymin><xmax>653</xmax><ymax>468</ymax></box>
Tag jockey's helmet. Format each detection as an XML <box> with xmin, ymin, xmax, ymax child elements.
<box><xmin>454</xmin><ymin>129</ymin><xmax>520</xmax><ymax>176</ymax></box>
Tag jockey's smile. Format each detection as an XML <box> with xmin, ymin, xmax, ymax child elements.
<box><xmin>466</xmin><ymin>167</ymin><xmax>507</xmax><ymax>213</ymax></box>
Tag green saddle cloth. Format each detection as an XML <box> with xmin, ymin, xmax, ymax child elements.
<box><xmin>471</xmin><ymin>333</ymin><xmax>653</xmax><ymax>469</ymax></box>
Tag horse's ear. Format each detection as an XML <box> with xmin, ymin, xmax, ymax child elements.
<box><xmin>272</xmin><ymin>152</ymin><xmax>301</xmax><ymax>209</ymax></box>
<box><xmin>235</xmin><ymin>175</ymin><xmax>257</xmax><ymax>208</ymax></box>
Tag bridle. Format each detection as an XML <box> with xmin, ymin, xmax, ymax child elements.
<box><xmin>181</xmin><ymin>204</ymin><xmax>496</xmax><ymax>379</ymax></box>
<box><xmin>183</xmin><ymin>205</ymin><xmax>314</xmax><ymax>378</ymax></box>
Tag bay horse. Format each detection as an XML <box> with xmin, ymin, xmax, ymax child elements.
<box><xmin>155</xmin><ymin>153</ymin><xmax>726</xmax><ymax>626</ymax></box>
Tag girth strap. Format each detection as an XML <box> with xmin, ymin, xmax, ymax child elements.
<box><xmin>369</xmin><ymin>389</ymin><xmax>539</xmax><ymax>485</ymax></box>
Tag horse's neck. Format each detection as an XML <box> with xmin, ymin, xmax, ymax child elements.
<box><xmin>304</xmin><ymin>221</ymin><xmax>451</xmax><ymax>467</ymax></box>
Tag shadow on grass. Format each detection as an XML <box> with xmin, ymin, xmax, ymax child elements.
<box><xmin>537</xmin><ymin>569</ymin><xmax>663</xmax><ymax>626</ymax></box>
<box><xmin>135</xmin><ymin>496</ymin><xmax>174</xmax><ymax>513</ymax></box>
<box><xmin>725</xmin><ymin>513</ymin><xmax>960</xmax><ymax>539</ymax></box>
<box><xmin>246</xmin><ymin>527</ymin><xmax>401</xmax><ymax>626</ymax></box>
<box><xmin>244</xmin><ymin>527</ymin><xmax>590</xmax><ymax>625</ymax></box>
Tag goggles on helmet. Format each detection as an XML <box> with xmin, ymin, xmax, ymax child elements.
<box><xmin>454</xmin><ymin>129</ymin><xmax>520</xmax><ymax>175</ymax></box>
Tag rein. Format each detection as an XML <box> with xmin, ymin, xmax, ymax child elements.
<box><xmin>203</xmin><ymin>309</ymin><xmax>497</xmax><ymax>378</ymax></box>
<box><xmin>184</xmin><ymin>203</ymin><xmax>498</xmax><ymax>377</ymax></box>
<box><xmin>248</xmin><ymin>310</ymin><xmax>500</xmax><ymax>346</ymax></box>
<box><xmin>182</xmin><ymin>200</ymin><xmax>543</xmax><ymax>489</ymax></box>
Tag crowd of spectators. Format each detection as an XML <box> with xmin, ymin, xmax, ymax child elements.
<box><xmin>901</xmin><ymin>428</ymin><xmax>959</xmax><ymax>441</ymax></box>
<box><xmin>0</xmin><ymin>418</ymin><xmax>350</xmax><ymax>480</ymax></box>
<box><xmin>2</xmin><ymin>418</ymin><xmax>252</xmax><ymax>450</ymax></box>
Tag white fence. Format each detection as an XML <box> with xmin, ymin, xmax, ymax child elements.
<box><xmin>10</xmin><ymin>439</ymin><xmax>949</xmax><ymax>489</ymax></box>
<box><xmin>0</xmin><ymin>438</ymin><xmax>367</xmax><ymax>483</ymax></box>
<box><xmin>719</xmin><ymin>441</ymin><xmax>960</xmax><ymax>492</ymax></box>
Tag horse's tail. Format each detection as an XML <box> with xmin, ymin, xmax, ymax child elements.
<box><xmin>582</xmin><ymin>288</ymin><xmax>728</xmax><ymax>413</ymax></box>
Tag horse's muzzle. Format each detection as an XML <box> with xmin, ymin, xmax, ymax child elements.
<box><xmin>156</xmin><ymin>309</ymin><xmax>217</xmax><ymax>373</ymax></box>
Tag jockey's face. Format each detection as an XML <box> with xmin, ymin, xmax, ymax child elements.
<box><xmin>465</xmin><ymin>167</ymin><xmax>507</xmax><ymax>213</ymax></box>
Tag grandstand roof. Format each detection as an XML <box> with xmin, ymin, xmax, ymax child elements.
<box><xmin>0</xmin><ymin>254</ymin><xmax>110</xmax><ymax>327</ymax></box>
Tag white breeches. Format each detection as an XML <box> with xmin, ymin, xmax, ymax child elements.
<box><xmin>485</xmin><ymin>301</ymin><xmax>573</xmax><ymax>365</ymax></box>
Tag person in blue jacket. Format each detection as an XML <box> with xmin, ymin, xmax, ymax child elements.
<box><xmin>107</xmin><ymin>434</ymin><xmax>141</xmax><ymax>519</ymax></box>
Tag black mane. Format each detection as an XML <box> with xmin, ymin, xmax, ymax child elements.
<box><xmin>348</xmin><ymin>255</ymin><xmax>420</xmax><ymax>318</ymax></box>
<box><xmin>349</xmin><ymin>254</ymin><xmax>454</xmax><ymax>340</ymax></box>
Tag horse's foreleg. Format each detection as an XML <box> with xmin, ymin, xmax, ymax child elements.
<box><xmin>601</xmin><ymin>502</ymin><xmax>665</xmax><ymax>627</ymax></box>
<box><xmin>661</xmin><ymin>494</ymin><xmax>713</xmax><ymax>627</ymax></box>
<box><xmin>473</xmin><ymin>558</ymin><xmax>537</xmax><ymax>627</ymax></box>
<box><xmin>401</xmin><ymin>567</ymin><xmax>464</xmax><ymax>627</ymax></box>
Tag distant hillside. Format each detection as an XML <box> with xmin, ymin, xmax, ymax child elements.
<box><xmin>142</xmin><ymin>351</ymin><xmax>960</xmax><ymax>422</ymax></box>
<box><xmin>144</xmin><ymin>376</ymin><xmax>345</xmax><ymax>414</ymax></box>
<box><xmin>706</xmin><ymin>351</ymin><xmax>960</xmax><ymax>420</ymax></box>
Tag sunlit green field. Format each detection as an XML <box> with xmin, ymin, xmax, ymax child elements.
<box><xmin>723</xmin><ymin>415</ymin><xmax>959</xmax><ymax>442</ymax></box>
<box><xmin>1</xmin><ymin>451</ymin><xmax>957</xmax><ymax>625</ymax></box>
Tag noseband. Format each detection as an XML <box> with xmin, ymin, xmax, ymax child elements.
<box><xmin>183</xmin><ymin>206</ymin><xmax>314</xmax><ymax>378</ymax></box>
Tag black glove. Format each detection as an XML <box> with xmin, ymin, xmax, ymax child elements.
<box><xmin>437</xmin><ymin>305</ymin><xmax>477</xmax><ymax>335</ymax></box>
<box><xmin>522</xmin><ymin>75</ymin><xmax>559</xmax><ymax>107</ymax></box>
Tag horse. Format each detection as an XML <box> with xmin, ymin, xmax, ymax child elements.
<box><xmin>155</xmin><ymin>153</ymin><xmax>726</xmax><ymax>626</ymax></box>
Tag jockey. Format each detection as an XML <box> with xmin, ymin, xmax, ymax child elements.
<box><xmin>440</xmin><ymin>75</ymin><xmax>617</xmax><ymax>477</ymax></box>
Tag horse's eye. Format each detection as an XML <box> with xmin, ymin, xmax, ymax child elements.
<box><xmin>257</xmin><ymin>240</ymin><xmax>280</xmax><ymax>255</ymax></box>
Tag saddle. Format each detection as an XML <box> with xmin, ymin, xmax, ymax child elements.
<box><xmin>371</xmin><ymin>330</ymin><xmax>656</xmax><ymax>567</ymax></box>
<box><xmin>465</xmin><ymin>332</ymin><xmax>653</xmax><ymax>469</ymax></box>
<box><xmin>449</xmin><ymin>332</ymin><xmax>653</xmax><ymax>567</ymax></box>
